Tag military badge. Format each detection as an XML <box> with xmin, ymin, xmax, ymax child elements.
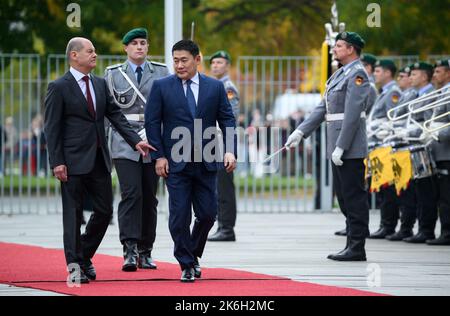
<box><xmin>392</xmin><ymin>94</ymin><xmax>399</xmax><ymax>103</ymax></box>
<box><xmin>120</xmin><ymin>96</ymin><xmax>126</xmax><ymax>103</ymax></box>
<box><xmin>355</xmin><ymin>76</ymin><xmax>364</xmax><ymax>86</ymax></box>
<box><xmin>227</xmin><ymin>90</ymin><xmax>234</xmax><ymax>100</ymax></box>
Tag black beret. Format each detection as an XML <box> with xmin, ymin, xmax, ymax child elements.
<box><xmin>336</xmin><ymin>31</ymin><xmax>365</xmax><ymax>49</ymax></box>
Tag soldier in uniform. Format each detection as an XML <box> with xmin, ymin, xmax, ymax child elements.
<box><xmin>400</xmin><ymin>62</ymin><xmax>438</xmax><ymax>243</ymax></box>
<box><xmin>285</xmin><ymin>32</ymin><xmax>370</xmax><ymax>261</ymax></box>
<box><xmin>105</xmin><ymin>28</ymin><xmax>169</xmax><ymax>271</ymax></box>
<box><xmin>361</xmin><ymin>53</ymin><xmax>379</xmax><ymax>114</ymax></box>
<box><xmin>207</xmin><ymin>50</ymin><xmax>240</xmax><ymax>242</ymax></box>
<box><xmin>367</xmin><ymin>59</ymin><xmax>415</xmax><ymax>240</ymax></box>
<box><xmin>426</xmin><ymin>59</ymin><xmax>450</xmax><ymax>245</ymax></box>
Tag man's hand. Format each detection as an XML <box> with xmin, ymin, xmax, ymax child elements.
<box><xmin>331</xmin><ymin>147</ymin><xmax>344</xmax><ymax>166</ymax></box>
<box><xmin>135</xmin><ymin>141</ymin><xmax>156</xmax><ymax>157</ymax></box>
<box><xmin>285</xmin><ymin>130</ymin><xmax>304</xmax><ymax>149</ymax></box>
<box><xmin>138</xmin><ymin>128</ymin><xmax>147</xmax><ymax>142</ymax></box>
<box><xmin>375</xmin><ymin>129</ymin><xmax>390</xmax><ymax>140</ymax></box>
<box><xmin>53</xmin><ymin>165</ymin><xmax>68</xmax><ymax>182</ymax></box>
<box><xmin>224</xmin><ymin>152</ymin><xmax>237</xmax><ymax>173</ymax></box>
<box><xmin>155</xmin><ymin>158</ymin><xmax>169</xmax><ymax>178</ymax></box>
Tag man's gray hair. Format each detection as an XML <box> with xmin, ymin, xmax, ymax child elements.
<box><xmin>66</xmin><ymin>37</ymin><xmax>85</xmax><ymax>61</ymax></box>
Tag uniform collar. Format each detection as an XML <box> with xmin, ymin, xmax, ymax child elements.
<box><xmin>219</xmin><ymin>74</ymin><xmax>230</xmax><ymax>83</ymax></box>
<box><xmin>342</xmin><ymin>58</ymin><xmax>360</xmax><ymax>73</ymax></box>
<box><xmin>382</xmin><ymin>80</ymin><xmax>396</xmax><ymax>93</ymax></box>
<box><xmin>417</xmin><ymin>83</ymin><xmax>433</xmax><ymax>96</ymax></box>
<box><xmin>127</xmin><ymin>60</ymin><xmax>147</xmax><ymax>73</ymax></box>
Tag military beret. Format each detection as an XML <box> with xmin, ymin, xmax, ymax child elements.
<box><xmin>411</xmin><ymin>61</ymin><xmax>434</xmax><ymax>72</ymax></box>
<box><xmin>435</xmin><ymin>59</ymin><xmax>450</xmax><ymax>68</ymax></box>
<box><xmin>122</xmin><ymin>28</ymin><xmax>148</xmax><ymax>45</ymax></box>
<box><xmin>336</xmin><ymin>31</ymin><xmax>365</xmax><ymax>49</ymax></box>
<box><xmin>375</xmin><ymin>59</ymin><xmax>397</xmax><ymax>73</ymax></box>
<box><xmin>400</xmin><ymin>64</ymin><xmax>414</xmax><ymax>74</ymax></box>
<box><xmin>361</xmin><ymin>53</ymin><xmax>377</xmax><ymax>66</ymax></box>
<box><xmin>210</xmin><ymin>50</ymin><xmax>231</xmax><ymax>63</ymax></box>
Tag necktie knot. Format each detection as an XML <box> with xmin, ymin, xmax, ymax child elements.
<box><xmin>187</xmin><ymin>79</ymin><xmax>193</xmax><ymax>86</ymax></box>
<box><xmin>82</xmin><ymin>75</ymin><xmax>89</xmax><ymax>82</ymax></box>
<box><xmin>136</xmin><ymin>66</ymin><xmax>143</xmax><ymax>84</ymax></box>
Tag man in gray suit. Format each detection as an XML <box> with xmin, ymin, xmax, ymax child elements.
<box><xmin>426</xmin><ymin>59</ymin><xmax>450</xmax><ymax>245</ymax></box>
<box><xmin>285</xmin><ymin>31</ymin><xmax>370</xmax><ymax>261</ymax></box>
<box><xmin>105</xmin><ymin>28</ymin><xmax>169</xmax><ymax>271</ymax></box>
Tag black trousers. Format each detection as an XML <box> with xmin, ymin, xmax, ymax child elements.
<box><xmin>61</xmin><ymin>148</ymin><xmax>113</xmax><ymax>265</ymax></box>
<box><xmin>114</xmin><ymin>158</ymin><xmax>159</xmax><ymax>251</ymax></box>
<box><xmin>436</xmin><ymin>161</ymin><xmax>450</xmax><ymax>236</ymax></box>
<box><xmin>414</xmin><ymin>175</ymin><xmax>438</xmax><ymax>236</ymax></box>
<box><xmin>332</xmin><ymin>159</ymin><xmax>370</xmax><ymax>240</ymax></box>
<box><xmin>217</xmin><ymin>169</ymin><xmax>237</xmax><ymax>230</ymax></box>
<box><xmin>166</xmin><ymin>163</ymin><xmax>217</xmax><ymax>270</ymax></box>
<box><xmin>378</xmin><ymin>184</ymin><xmax>416</xmax><ymax>232</ymax></box>
<box><xmin>397</xmin><ymin>183</ymin><xmax>417</xmax><ymax>232</ymax></box>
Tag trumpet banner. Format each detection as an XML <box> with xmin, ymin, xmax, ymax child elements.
<box><xmin>391</xmin><ymin>150</ymin><xmax>413</xmax><ymax>195</ymax></box>
<box><xmin>369</xmin><ymin>146</ymin><xmax>394</xmax><ymax>192</ymax></box>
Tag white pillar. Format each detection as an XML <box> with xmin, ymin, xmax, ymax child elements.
<box><xmin>164</xmin><ymin>0</ymin><xmax>183</xmax><ymax>73</ymax></box>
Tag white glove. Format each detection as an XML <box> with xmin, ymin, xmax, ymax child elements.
<box><xmin>375</xmin><ymin>129</ymin><xmax>390</xmax><ymax>140</ymax></box>
<box><xmin>394</xmin><ymin>129</ymin><xmax>408</xmax><ymax>139</ymax></box>
<box><xmin>380</xmin><ymin>121</ymin><xmax>393</xmax><ymax>131</ymax></box>
<box><xmin>331</xmin><ymin>147</ymin><xmax>344</xmax><ymax>166</ymax></box>
<box><xmin>138</xmin><ymin>128</ymin><xmax>147</xmax><ymax>142</ymax></box>
<box><xmin>285</xmin><ymin>130</ymin><xmax>304</xmax><ymax>148</ymax></box>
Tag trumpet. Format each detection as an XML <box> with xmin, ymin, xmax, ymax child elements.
<box><xmin>423</xmin><ymin>111</ymin><xmax>450</xmax><ymax>133</ymax></box>
<box><xmin>387</xmin><ymin>86</ymin><xmax>450</xmax><ymax>121</ymax></box>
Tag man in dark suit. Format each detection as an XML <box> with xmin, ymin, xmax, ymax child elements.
<box><xmin>44</xmin><ymin>37</ymin><xmax>153</xmax><ymax>284</ymax></box>
<box><xmin>145</xmin><ymin>40</ymin><xmax>237</xmax><ymax>282</ymax></box>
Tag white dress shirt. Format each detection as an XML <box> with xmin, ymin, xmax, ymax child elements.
<box><xmin>70</xmin><ymin>67</ymin><xmax>97</xmax><ymax>111</ymax></box>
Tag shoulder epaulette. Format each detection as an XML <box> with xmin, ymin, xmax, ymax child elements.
<box><xmin>150</xmin><ymin>61</ymin><xmax>167</xmax><ymax>68</ymax></box>
<box><xmin>105</xmin><ymin>63</ymin><xmax>122</xmax><ymax>71</ymax></box>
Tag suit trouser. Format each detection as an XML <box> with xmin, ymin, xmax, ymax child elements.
<box><xmin>166</xmin><ymin>162</ymin><xmax>217</xmax><ymax>270</ymax></box>
<box><xmin>436</xmin><ymin>161</ymin><xmax>450</xmax><ymax>236</ymax></box>
<box><xmin>332</xmin><ymin>159</ymin><xmax>370</xmax><ymax>240</ymax></box>
<box><xmin>217</xmin><ymin>169</ymin><xmax>237</xmax><ymax>230</ymax></box>
<box><xmin>114</xmin><ymin>158</ymin><xmax>159</xmax><ymax>251</ymax></box>
<box><xmin>61</xmin><ymin>148</ymin><xmax>113</xmax><ymax>265</ymax></box>
<box><xmin>414</xmin><ymin>175</ymin><xmax>438</xmax><ymax>236</ymax></box>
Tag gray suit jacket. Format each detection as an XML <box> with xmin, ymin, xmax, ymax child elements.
<box><xmin>105</xmin><ymin>60</ymin><xmax>169</xmax><ymax>163</ymax></box>
<box><xmin>297</xmin><ymin>59</ymin><xmax>371</xmax><ymax>159</ymax></box>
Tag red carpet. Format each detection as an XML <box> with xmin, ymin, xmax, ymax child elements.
<box><xmin>0</xmin><ymin>242</ymin><xmax>384</xmax><ymax>296</ymax></box>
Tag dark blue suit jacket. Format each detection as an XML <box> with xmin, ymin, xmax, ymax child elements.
<box><xmin>145</xmin><ymin>73</ymin><xmax>237</xmax><ymax>173</ymax></box>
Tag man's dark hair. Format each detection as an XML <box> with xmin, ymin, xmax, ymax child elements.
<box><xmin>172</xmin><ymin>40</ymin><xmax>200</xmax><ymax>57</ymax></box>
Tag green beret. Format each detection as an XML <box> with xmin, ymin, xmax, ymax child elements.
<box><xmin>336</xmin><ymin>31</ymin><xmax>365</xmax><ymax>49</ymax></box>
<box><xmin>361</xmin><ymin>53</ymin><xmax>377</xmax><ymax>66</ymax></box>
<box><xmin>375</xmin><ymin>59</ymin><xmax>397</xmax><ymax>74</ymax></box>
<box><xmin>210</xmin><ymin>50</ymin><xmax>231</xmax><ymax>63</ymax></box>
<box><xmin>435</xmin><ymin>59</ymin><xmax>450</xmax><ymax>68</ymax></box>
<box><xmin>400</xmin><ymin>64</ymin><xmax>415</xmax><ymax>74</ymax></box>
<box><xmin>122</xmin><ymin>28</ymin><xmax>148</xmax><ymax>45</ymax></box>
<box><xmin>411</xmin><ymin>61</ymin><xmax>434</xmax><ymax>72</ymax></box>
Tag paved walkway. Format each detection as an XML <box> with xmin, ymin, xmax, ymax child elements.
<box><xmin>1</xmin><ymin>210</ymin><xmax>449</xmax><ymax>296</ymax></box>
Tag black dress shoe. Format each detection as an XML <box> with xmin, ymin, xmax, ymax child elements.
<box><xmin>368</xmin><ymin>227</ymin><xmax>395</xmax><ymax>239</ymax></box>
<box><xmin>193</xmin><ymin>258</ymin><xmax>201</xmax><ymax>278</ymax></box>
<box><xmin>386</xmin><ymin>230</ymin><xmax>413</xmax><ymax>241</ymax></box>
<box><xmin>403</xmin><ymin>232</ymin><xmax>435</xmax><ymax>243</ymax></box>
<box><xmin>122</xmin><ymin>240</ymin><xmax>138</xmax><ymax>272</ymax></box>
<box><xmin>426</xmin><ymin>235</ymin><xmax>450</xmax><ymax>245</ymax></box>
<box><xmin>81</xmin><ymin>260</ymin><xmax>96</xmax><ymax>280</ymax></box>
<box><xmin>207</xmin><ymin>229</ymin><xmax>236</xmax><ymax>241</ymax></box>
<box><xmin>69</xmin><ymin>269</ymin><xmax>89</xmax><ymax>284</ymax></box>
<box><xmin>181</xmin><ymin>268</ymin><xmax>195</xmax><ymax>283</ymax></box>
<box><xmin>334</xmin><ymin>228</ymin><xmax>347</xmax><ymax>236</ymax></box>
<box><xmin>327</xmin><ymin>239</ymin><xmax>367</xmax><ymax>261</ymax></box>
<box><xmin>138</xmin><ymin>252</ymin><xmax>157</xmax><ymax>269</ymax></box>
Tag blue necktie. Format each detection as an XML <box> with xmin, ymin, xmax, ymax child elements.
<box><xmin>136</xmin><ymin>66</ymin><xmax>142</xmax><ymax>85</ymax></box>
<box><xmin>186</xmin><ymin>79</ymin><xmax>196</xmax><ymax>118</ymax></box>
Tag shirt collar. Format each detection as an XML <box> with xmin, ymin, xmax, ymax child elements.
<box><xmin>183</xmin><ymin>72</ymin><xmax>200</xmax><ymax>85</ymax></box>
<box><xmin>127</xmin><ymin>60</ymin><xmax>147</xmax><ymax>73</ymax></box>
<box><xmin>219</xmin><ymin>74</ymin><xmax>229</xmax><ymax>83</ymax></box>
<box><xmin>70</xmin><ymin>67</ymin><xmax>90</xmax><ymax>82</ymax></box>
<box><xmin>342</xmin><ymin>58</ymin><xmax>360</xmax><ymax>73</ymax></box>
<box><xmin>382</xmin><ymin>80</ymin><xmax>396</xmax><ymax>93</ymax></box>
<box><xmin>418</xmin><ymin>83</ymin><xmax>433</xmax><ymax>96</ymax></box>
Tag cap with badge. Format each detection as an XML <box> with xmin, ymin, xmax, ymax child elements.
<box><xmin>435</xmin><ymin>59</ymin><xmax>450</xmax><ymax>68</ymax></box>
<box><xmin>361</xmin><ymin>53</ymin><xmax>377</xmax><ymax>67</ymax></box>
<box><xmin>122</xmin><ymin>28</ymin><xmax>148</xmax><ymax>45</ymax></box>
<box><xmin>374</xmin><ymin>59</ymin><xmax>397</xmax><ymax>74</ymax></box>
<box><xmin>411</xmin><ymin>61</ymin><xmax>434</xmax><ymax>72</ymax></box>
<box><xmin>210</xmin><ymin>50</ymin><xmax>231</xmax><ymax>64</ymax></box>
<box><xmin>336</xmin><ymin>31</ymin><xmax>365</xmax><ymax>49</ymax></box>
